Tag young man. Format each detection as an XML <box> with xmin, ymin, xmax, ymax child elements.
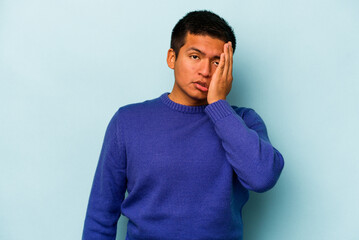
<box><xmin>83</xmin><ymin>10</ymin><xmax>284</xmax><ymax>240</ymax></box>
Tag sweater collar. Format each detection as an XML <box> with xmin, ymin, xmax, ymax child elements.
<box><xmin>160</xmin><ymin>93</ymin><xmax>208</xmax><ymax>114</ymax></box>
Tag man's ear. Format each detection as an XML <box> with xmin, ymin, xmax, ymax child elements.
<box><xmin>167</xmin><ymin>48</ymin><xmax>176</xmax><ymax>69</ymax></box>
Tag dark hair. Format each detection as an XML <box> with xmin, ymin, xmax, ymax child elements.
<box><xmin>170</xmin><ymin>10</ymin><xmax>236</xmax><ymax>56</ymax></box>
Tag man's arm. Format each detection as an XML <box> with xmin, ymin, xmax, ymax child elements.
<box><xmin>82</xmin><ymin>110</ymin><xmax>127</xmax><ymax>240</ymax></box>
<box><xmin>205</xmin><ymin>102</ymin><xmax>284</xmax><ymax>192</ymax></box>
<box><xmin>206</xmin><ymin>41</ymin><xmax>284</xmax><ymax>192</ymax></box>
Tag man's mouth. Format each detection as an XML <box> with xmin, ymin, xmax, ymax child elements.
<box><xmin>194</xmin><ymin>81</ymin><xmax>208</xmax><ymax>92</ymax></box>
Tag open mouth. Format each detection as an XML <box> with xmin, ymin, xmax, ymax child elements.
<box><xmin>197</xmin><ymin>82</ymin><xmax>207</xmax><ymax>87</ymax></box>
<box><xmin>194</xmin><ymin>81</ymin><xmax>208</xmax><ymax>92</ymax></box>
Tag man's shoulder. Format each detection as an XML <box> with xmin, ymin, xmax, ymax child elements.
<box><xmin>112</xmin><ymin>94</ymin><xmax>163</xmax><ymax>121</ymax></box>
<box><xmin>230</xmin><ymin>104</ymin><xmax>265</xmax><ymax>126</ymax></box>
<box><xmin>119</xmin><ymin>96</ymin><xmax>160</xmax><ymax>112</ymax></box>
<box><xmin>230</xmin><ymin>105</ymin><xmax>255</xmax><ymax>118</ymax></box>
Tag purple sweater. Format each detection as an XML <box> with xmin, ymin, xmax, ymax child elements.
<box><xmin>83</xmin><ymin>93</ymin><xmax>284</xmax><ymax>240</ymax></box>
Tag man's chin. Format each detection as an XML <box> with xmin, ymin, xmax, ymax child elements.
<box><xmin>188</xmin><ymin>93</ymin><xmax>208</xmax><ymax>105</ymax></box>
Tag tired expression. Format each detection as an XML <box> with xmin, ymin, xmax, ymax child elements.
<box><xmin>167</xmin><ymin>33</ymin><xmax>226</xmax><ymax>106</ymax></box>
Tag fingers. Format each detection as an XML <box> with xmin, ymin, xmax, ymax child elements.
<box><xmin>217</xmin><ymin>52</ymin><xmax>225</xmax><ymax>76</ymax></box>
<box><xmin>228</xmin><ymin>42</ymin><xmax>233</xmax><ymax>80</ymax></box>
<box><xmin>211</xmin><ymin>42</ymin><xmax>233</xmax><ymax>85</ymax></box>
<box><xmin>207</xmin><ymin>42</ymin><xmax>234</xmax><ymax>104</ymax></box>
<box><xmin>221</xmin><ymin>42</ymin><xmax>233</xmax><ymax>82</ymax></box>
<box><xmin>223</xmin><ymin>42</ymin><xmax>230</xmax><ymax>79</ymax></box>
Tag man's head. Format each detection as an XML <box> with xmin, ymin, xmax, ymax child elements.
<box><xmin>167</xmin><ymin>10</ymin><xmax>236</xmax><ymax>106</ymax></box>
<box><xmin>170</xmin><ymin>10</ymin><xmax>236</xmax><ymax>57</ymax></box>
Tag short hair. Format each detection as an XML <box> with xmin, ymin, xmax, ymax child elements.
<box><xmin>170</xmin><ymin>10</ymin><xmax>236</xmax><ymax>56</ymax></box>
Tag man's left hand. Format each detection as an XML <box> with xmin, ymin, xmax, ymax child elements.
<box><xmin>207</xmin><ymin>41</ymin><xmax>234</xmax><ymax>104</ymax></box>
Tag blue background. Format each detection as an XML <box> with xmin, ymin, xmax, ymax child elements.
<box><xmin>1</xmin><ymin>1</ymin><xmax>358</xmax><ymax>239</ymax></box>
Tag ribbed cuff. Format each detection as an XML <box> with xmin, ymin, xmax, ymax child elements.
<box><xmin>205</xmin><ymin>100</ymin><xmax>236</xmax><ymax>123</ymax></box>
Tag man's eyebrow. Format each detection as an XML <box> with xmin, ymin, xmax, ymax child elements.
<box><xmin>186</xmin><ymin>47</ymin><xmax>221</xmax><ymax>59</ymax></box>
<box><xmin>186</xmin><ymin>47</ymin><xmax>204</xmax><ymax>55</ymax></box>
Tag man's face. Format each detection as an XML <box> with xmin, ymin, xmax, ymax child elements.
<box><xmin>167</xmin><ymin>33</ymin><xmax>226</xmax><ymax>106</ymax></box>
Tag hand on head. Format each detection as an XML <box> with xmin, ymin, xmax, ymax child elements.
<box><xmin>207</xmin><ymin>41</ymin><xmax>234</xmax><ymax>104</ymax></box>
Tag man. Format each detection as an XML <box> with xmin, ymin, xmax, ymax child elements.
<box><xmin>83</xmin><ymin>10</ymin><xmax>284</xmax><ymax>240</ymax></box>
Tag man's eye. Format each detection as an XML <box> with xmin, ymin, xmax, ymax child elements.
<box><xmin>190</xmin><ymin>55</ymin><xmax>199</xmax><ymax>60</ymax></box>
<box><xmin>213</xmin><ymin>61</ymin><xmax>219</xmax><ymax>66</ymax></box>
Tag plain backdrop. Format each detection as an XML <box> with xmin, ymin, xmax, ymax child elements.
<box><xmin>1</xmin><ymin>0</ymin><xmax>358</xmax><ymax>239</ymax></box>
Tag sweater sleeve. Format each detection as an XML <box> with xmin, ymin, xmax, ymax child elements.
<box><xmin>205</xmin><ymin>100</ymin><xmax>284</xmax><ymax>193</ymax></box>
<box><xmin>82</xmin><ymin>110</ymin><xmax>127</xmax><ymax>240</ymax></box>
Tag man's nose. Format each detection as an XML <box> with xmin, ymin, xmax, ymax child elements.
<box><xmin>198</xmin><ymin>60</ymin><xmax>211</xmax><ymax>78</ymax></box>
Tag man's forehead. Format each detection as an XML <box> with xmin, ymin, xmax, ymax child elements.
<box><xmin>182</xmin><ymin>33</ymin><xmax>225</xmax><ymax>57</ymax></box>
